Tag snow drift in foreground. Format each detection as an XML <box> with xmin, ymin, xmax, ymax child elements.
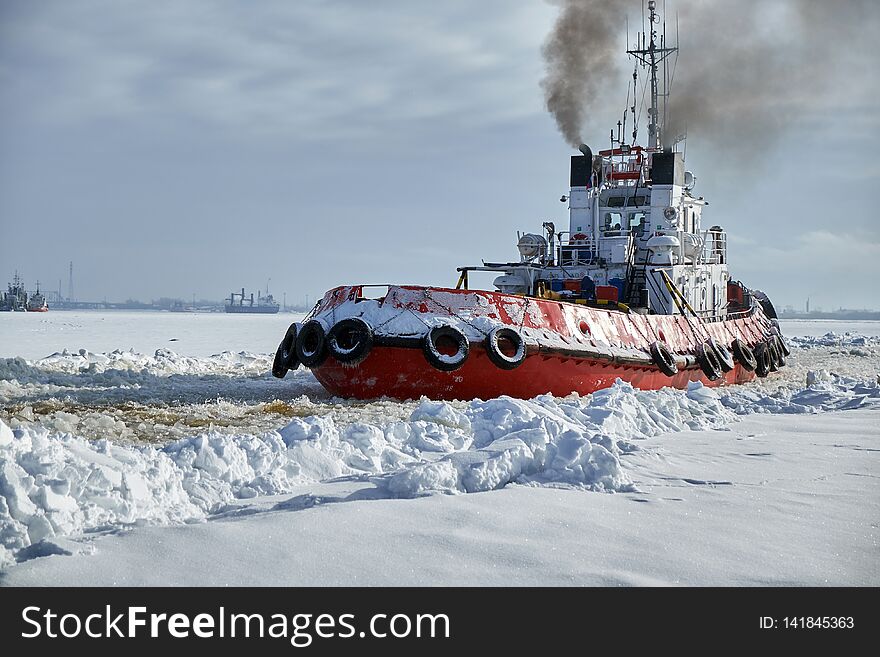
<box><xmin>2</xmin><ymin>371</ymin><xmax>879</xmax><ymax>567</ymax></box>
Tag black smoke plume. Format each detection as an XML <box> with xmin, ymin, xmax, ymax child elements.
<box><xmin>542</xmin><ymin>0</ymin><xmax>880</xmax><ymax>150</ymax></box>
<box><xmin>540</xmin><ymin>0</ymin><xmax>621</xmax><ymax>148</ymax></box>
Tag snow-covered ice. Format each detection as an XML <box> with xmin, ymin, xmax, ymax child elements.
<box><xmin>2</xmin><ymin>408</ymin><xmax>877</xmax><ymax>586</ymax></box>
<box><xmin>0</xmin><ymin>313</ymin><xmax>878</xmax><ymax>584</ymax></box>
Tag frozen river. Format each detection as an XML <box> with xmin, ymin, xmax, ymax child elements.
<box><xmin>1</xmin><ymin>311</ymin><xmax>879</xmax><ymax>444</ymax></box>
<box><xmin>0</xmin><ymin>310</ymin><xmax>304</xmax><ymax>360</ymax></box>
<box><xmin>1</xmin><ymin>310</ymin><xmax>878</xmax><ymax>583</ymax></box>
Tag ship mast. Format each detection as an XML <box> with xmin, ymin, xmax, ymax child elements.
<box><xmin>626</xmin><ymin>0</ymin><xmax>677</xmax><ymax>150</ymax></box>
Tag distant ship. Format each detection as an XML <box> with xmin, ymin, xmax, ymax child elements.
<box><xmin>26</xmin><ymin>281</ymin><xmax>48</xmax><ymax>312</ymax></box>
<box><xmin>225</xmin><ymin>287</ymin><xmax>280</xmax><ymax>314</ymax></box>
<box><xmin>0</xmin><ymin>272</ymin><xmax>29</xmax><ymax>312</ymax></box>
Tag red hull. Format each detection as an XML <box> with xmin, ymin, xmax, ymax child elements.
<box><xmin>295</xmin><ymin>285</ymin><xmax>775</xmax><ymax>401</ymax></box>
<box><xmin>26</xmin><ymin>307</ymin><xmax>48</xmax><ymax>312</ymax></box>
<box><xmin>313</xmin><ymin>344</ymin><xmax>754</xmax><ymax>401</ymax></box>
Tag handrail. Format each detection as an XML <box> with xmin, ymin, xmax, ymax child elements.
<box><xmin>558</xmin><ymin>234</ymin><xmax>597</xmax><ymax>266</ymax></box>
<box><xmin>696</xmin><ymin>229</ymin><xmax>727</xmax><ymax>264</ymax></box>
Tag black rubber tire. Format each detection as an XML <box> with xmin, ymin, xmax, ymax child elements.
<box><xmin>327</xmin><ymin>318</ymin><xmax>374</xmax><ymax>364</ymax></box>
<box><xmin>731</xmin><ymin>339</ymin><xmax>757</xmax><ymax>372</ymax></box>
<box><xmin>484</xmin><ymin>326</ymin><xmax>526</xmax><ymax>370</ymax></box>
<box><xmin>272</xmin><ymin>322</ymin><xmax>301</xmax><ymax>378</ymax></box>
<box><xmin>770</xmin><ymin>335</ymin><xmax>785</xmax><ymax>367</ymax></box>
<box><xmin>767</xmin><ymin>339</ymin><xmax>781</xmax><ymax>371</ymax></box>
<box><xmin>649</xmin><ymin>340</ymin><xmax>678</xmax><ymax>377</ymax></box>
<box><xmin>772</xmin><ymin>335</ymin><xmax>788</xmax><ymax>363</ymax></box>
<box><xmin>696</xmin><ymin>341</ymin><xmax>723</xmax><ymax>381</ymax></box>
<box><xmin>295</xmin><ymin>320</ymin><xmax>328</xmax><ymax>368</ymax></box>
<box><xmin>751</xmin><ymin>289</ymin><xmax>778</xmax><ymax>319</ymax></box>
<box><xmin>422</xmin><ymin>325</ymin><xmax>469</xmax><ymax>372</ymax></box>
<box><xmin>707</xmin><ymin>337</ymin><xmax>735</xmax><ymax>373</ymax></box>
<box><xmin>754</xmin><ymin>342</ymin><xmax>771</xmax><ymax>378</ymax></box>
<box><xmin>776</xmin><ymin>333</ymin><xmax>791</xmax><ymax>357</ymax></box>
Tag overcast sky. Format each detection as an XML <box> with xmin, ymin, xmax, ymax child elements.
<box><xmin>1</xmin><ymin>0</ymin><xmax>879</xmax><ymax>311</ymax></box>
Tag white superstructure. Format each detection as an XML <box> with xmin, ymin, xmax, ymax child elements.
<box><xmin>466</xmin><ymin>0</ymin><xmax>734</xmax><ymax>319</ymax></box>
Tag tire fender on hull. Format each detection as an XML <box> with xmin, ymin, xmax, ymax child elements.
<box><xmin>751</xmin><ymin>289</ymin><xmax>778</xmax><ymax>320</ymax></box>
<box><xmin>272</xmin><ymin>322</ymin><xmax>301</xmax><ymax>378</ymax></box>
<box><xmin>327</xmin><ymin>318</ymin><xmax>374</xmax><ymax>364</ymax></box>
<box><xmin>754</xmin><ymin>342</ymin><xmax>771</xmax><ymax>378</ymax></box>
<box><xmin>767</xmin><ymin>338</ymin><xmax>782</xmax><ymax>371</ymax></box>
<box><xmin>484</xmin><ymin>327</ymin><xmax>526</xmax><ymax>370</ymax></box>
<box><xmin>731</xmin><ymin>339</ymin><xmax>757</xmax><ymax>372</ymax></box>
<box><xmin>696</xmin><ymin>341</ymin><xmax>723</xmax><ymax>381</ymax></box>
<box><xmin>296</xmin><ymin>320</ymin><xmax>329</xmax><ymax>368</ymax></box>
<box><xmin>707</xmin><ymin>337</ymin><xmax>735</xmax><ymax>373</ymax></box>
<box><xmin>423</xmin><ymin>325</ymin><xmax>469</xmax><ymax>372</ymax></box>
<box><xmin>771</xmin><ymin>335</ymin><xmax>787</xmax><ymax>366</ymax></box>
<box><xmin>649</xmin><ymin>341</ymin><xmax>678</xmax><ymax>377</ymax></box>
<box><xmin>776</xmin><ymin>333</ymin><xmax>791</xmax><ymax>357</ymax></box>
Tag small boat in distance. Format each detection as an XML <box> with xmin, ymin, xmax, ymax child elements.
<box><xmin>225</xmin><ymin>287</ymin><xmax>280</xmax><ymax>314</ymax></box>
<box><xmin>26</xmin><ymin>281</ymin><xmax>48</xmax><ymax>312</ymax></box>
<box><xmin>1</xmin><ymin>272</ymin><xmax>29</xmax><ymax>312</ymax></box>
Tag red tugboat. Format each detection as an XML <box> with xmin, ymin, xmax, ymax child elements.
<box><xmin>272</xmin><ymin>0</ymin><xmax>787</xmax><ymax>400</ymax></box>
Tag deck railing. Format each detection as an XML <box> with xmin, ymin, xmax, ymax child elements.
<box><xmin>697</xmin><ymin>229</ymin><xmax>727</xmax><ymax>265</ymax></box>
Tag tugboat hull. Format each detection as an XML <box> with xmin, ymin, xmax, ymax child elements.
<box><xmin>285</xmin><ymin>285</ymin><xmax>776</xmax><ymax>401</ymax></box>
<box><xmin>313</xmin><ymin>344</ymin><xmax>755</xmax><ymax>400</ymax></box>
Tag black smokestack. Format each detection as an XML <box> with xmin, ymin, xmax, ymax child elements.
<box><xmin>540</xmin><ymin>0</ymin><xmax>621</xmax><ymax>148</ymax></box>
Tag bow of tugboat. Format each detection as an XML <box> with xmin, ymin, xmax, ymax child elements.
<box><xmin>272</xmin><ymin>282</ymin><xmax>785</xmax><ymax>400</ymax></box>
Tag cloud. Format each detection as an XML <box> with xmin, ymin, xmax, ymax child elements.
<box><xmin>1</xmin><ymin>0</ymin><xmax>878</xmax><ymax>308</ymax></box>
<box><xmin>732</xmin><ymin>230</ymin><xmax>880</xmax><ymax>308</ymax></box>
<box><xmin>0</xmin><ymin>0</ymin><xmax>555</xmax><ymax>140</ymax></box>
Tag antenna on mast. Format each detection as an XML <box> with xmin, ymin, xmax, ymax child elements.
<box><xmin>627</xmin><ymin>0</ymin><xmax>677</xmax><ymax>150</ymax></box>
<box><xmin>632</xmin><ymin>67</ymin><xmax>638</xmax><ymax>143</ymax></box>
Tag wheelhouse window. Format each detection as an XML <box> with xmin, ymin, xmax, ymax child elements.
<box><xmin>628</xmin><ymin>211</ymin><xmax>647</xmax><ymax>232</ymax></box>
<box><xmin>603</xmin><ymin>211</ymin><xmax>624</xmax><ymax>233</ymax></box>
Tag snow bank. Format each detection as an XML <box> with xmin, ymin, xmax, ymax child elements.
<box><xmin>3</xmin><ymin>371</ymin><xmax>878</xmax><ymax>567</ymax></box>
<box><xmin>719</xmin><ymin>371</ymin><xmax>880</xmax><ymax>414</ymax></box>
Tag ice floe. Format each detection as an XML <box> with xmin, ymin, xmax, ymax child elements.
<box><xmin>2</xmin><ymin>367</ymin><xmax>879</xmax><ymax>567</ymax></box>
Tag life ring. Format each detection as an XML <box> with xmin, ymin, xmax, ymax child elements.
<box><xmin>707</xmin><ymin>337</ymin><xmax>735</xmax><ymax>373</ymax></box>
<box><xmin>295</xmin><ymin>320</ymin><xmax>328</xmax><ymax>368</ymax></box>
<box><xmin>754</xmin><ymin>342</ymin><xmax>771</xmax><ymax>378</ymax></box>
<box><xmin>484</xmin><ymin>326</ymin><xmax>526</xmax><ymax>370</ymax></box>
<box><xmin>422</xmin><ymin>325</ymin><xmax>469</xmax><ymax>372</ymax></box>
<box><xmin>649</xmin><ymin>340</ymin><xmax>678</xmax><ymax>377</ymax></box>
<box><xmin>327</xmin><ymin>317</ymin><xmax>374</xmax><ymax>364</ymax></box>
<box><xmin>271</xmin><ymin>322</ymin><xmax>301</xmax><ymax>378</ymax></box>
<box><xmin>731</xmin><ymin>339</ymin><xmax>757</xmax><ymax>372</ymax></box>
<box><xmin>696</xmin><ymin>341</ymin><xmax>723</xmax><ymax>381</ymax></box>
<box><xmin>572</xmin><ymin>232</ymin><xmax>588</xmax><ymax>243</ymax></box>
